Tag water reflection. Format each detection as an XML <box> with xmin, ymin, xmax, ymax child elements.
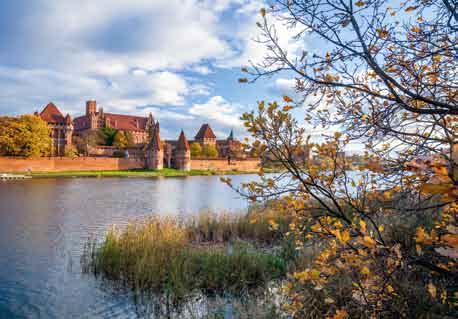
<box><xmin>0</xmin><ymin>176</ymin><xmax>255</xmax><ymax>318</ymax></box>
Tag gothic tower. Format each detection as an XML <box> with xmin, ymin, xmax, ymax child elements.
<box><xmin>175</xmin><ymin>130</ymin><xmax>191</xmax><ymax>171</ymax></box>
<box><xmin>146</xmin><ymin>122</ymin><xmax>163</xmax><ymax>169</ymax></box>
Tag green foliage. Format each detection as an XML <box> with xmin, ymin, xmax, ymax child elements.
<box><xmin>190</xmin><ymin>142</ymin><xmax>202</xmax><ymax>157</ymax></box>
<box><xmin>98</xmin><ymin>127</ymin><xmax>118</xmax><ymax>146</ymax></box>
<box><xmin>203</xmin><ymin>144</ymin><xmax>219</xmax><ymax>158</ymax></box>
<box><xmin>0</xmin><ymin>115</ymin><xmax>52</xmax><ymax>157</ymax></box>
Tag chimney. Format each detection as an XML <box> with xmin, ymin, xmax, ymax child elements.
<box><xmin>86</xmin><ymin>100</ymin><xmax>97</xmax><ymax>115</ymax></box>
<box><xmin>136</xmin><ymin>119</ymin><xmax>139</xmax><ymax>129</ymax></box>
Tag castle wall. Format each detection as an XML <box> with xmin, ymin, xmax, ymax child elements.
<box><xmin>190</xmin><ymin>158</ymin><xmax>260</xmax><ymax>171</ymax></box>
<box><xmin>0</xmin><ymin>157</ymin><xmax>144</xmax><ymax>172</ymax></box>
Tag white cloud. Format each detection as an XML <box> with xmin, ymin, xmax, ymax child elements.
<box><xmin>189</xmin><ymin>96</ymin><xmax>242</xmax><ymax>128</ymax></box>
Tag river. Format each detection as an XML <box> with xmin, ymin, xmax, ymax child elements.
<box><xmin>0</xmin><ymin>176</ymin><xmax>256</xmax><ymax>319</ymax></box>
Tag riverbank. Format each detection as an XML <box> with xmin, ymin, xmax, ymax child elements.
<box><xmin>27</xmin><ymin>168</ymin><xmax>260</xmax><ymax>178</ymax></box>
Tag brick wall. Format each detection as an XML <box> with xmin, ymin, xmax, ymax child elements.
<box><xmin>0</xmin><ymin>157</ymin><xmax>260</xmax><ymax>173</ymax></box>
<box><xmin>0</xmin><ymin>157</ymin><xmax>144</xmax><ymax>172</ymax></box>
<box><xmin>190</xmin><ymin>158</ymin><xmax>260</xmax><ymax>171</ymax></box>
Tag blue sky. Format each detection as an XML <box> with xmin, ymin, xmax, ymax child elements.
<box><xmin>0</xmin><ymin>0</ymin><xmax>307</xmax><ymax>140</ymax></box>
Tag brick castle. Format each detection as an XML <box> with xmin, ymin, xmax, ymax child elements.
<box><xmin>35</xmin><ymin>100</ymin><xmax>242</xmax><ymax>171</ymax></box>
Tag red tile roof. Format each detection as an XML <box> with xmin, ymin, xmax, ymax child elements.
<box><xmin>73</xmin><ymin>113</ymin><xmax>148</xmax><ymax>131</ymax></box>
<box><xmin>195</xmin><ymin>124</ymin><xmax>216</xmax><ymax>139</ymax></box>
<box><xmin>39</xmin><ymin>102</ymin><xmax>66</xmax><ymax>124</ymax></box>
<box><xmin>176</xmin><ymin>130</ymin><xmax>190</xmax><ymax>151</ymax></box>
<box><xmin>104</xmin><ymin>113</ymin><xmax>148</xmax><ymax>131</ymax></box>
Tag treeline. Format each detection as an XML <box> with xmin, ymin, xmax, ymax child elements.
<box><xmin>0</xmin><ymin>115</ymin><xmax>52</xmax><ymax>157</ymax></box>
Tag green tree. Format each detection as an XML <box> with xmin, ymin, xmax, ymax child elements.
<box><xmin>202</xmin><ymin>144</ymin><xmax>218</xmax><ymax>158</ymax></box>
<box><xmin>113</xmin><ymin>131</ymin><xmax>129</xmax><ymax>149</ymax></box>
<box><xmin>0</xmin><ymin>115</ymin><xmax>52</xmax><ymax>157</ymax></box>
<box><xmin>190</xmin><ymin>142</ymin><xmax>202</xmax><ymax>157</ymax></box>
<box><xmin>98</xmin><ymin>127</ymin><xmax>118</xmax><ymax>146</ymax></box>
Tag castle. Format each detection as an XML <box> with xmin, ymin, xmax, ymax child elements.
<box><xmin>35</xmin><ymin>100</ymin><xmax>241</xmax><ymax>171</ymax></box>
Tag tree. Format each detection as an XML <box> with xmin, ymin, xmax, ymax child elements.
<box><xmin>113</xmin><ymin>131</ymin><xmax>129</xmax><ymax>149</ymax></box>
<box><xmin>0</xmin><ymin>115</ymin><xmax>52</xmax><ymax>157</ymax></box>
<box><xmin>202</xmin><ymin>144</ymin><xmax>218</xmax><ymax>158</ymax></box>
<box><xmin>190</xmin><ymin>142</ymin><xmax>202</xmax><ymax>157</ymax></box>
<box><xmin>98</xmin><ymin>127</ymin><xmax>118</xmax><ymax>146</ymax></box>
<box><xmin>230</xmin><ymin>1</ymin><xmax>457</xmax><ymax>317</ymax></box>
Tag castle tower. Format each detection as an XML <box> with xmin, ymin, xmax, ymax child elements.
<box><xmin>64</xmin><ymin>114</ymin><xmax>74</xmax><ymax>153</ymax></box>
<box><xmin>175</xmin><ymin>130</ymin><xmax>191</xmax><ymax>171</ymax></box>
<box><xmin>146</xmin><ymin>122</ymin><xmax>163</xmax><ymax>170</ymax></box>
<box><xmin>86</xmin><ymin>100</ymin><xmax>97</xmax><ymax>115</ymax></box>
<box><xmin>195</xmin><ymin>123</ymin><xmax>216</xmax><ymax>146</ymax></box>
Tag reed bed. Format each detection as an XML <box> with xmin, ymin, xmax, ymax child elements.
<box><xmin>82</xmin><ymin>208</ymin><xmax>294</xmax><ymax>308</ymax></box>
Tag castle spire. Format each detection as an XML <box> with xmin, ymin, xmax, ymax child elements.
<box><xmin>177</xmin><ymin>130</ymin><xmax>190</xmax><ymax>151</ymax></box>
<box><xmin>150</xmin><ymin>122</ymin><xmax>162</xmax><ymax>150</ymax></box>
<box><xmin>228</xmin><ymin>129</ymin><xmax>234</xmax><ymax>140</ymax></box>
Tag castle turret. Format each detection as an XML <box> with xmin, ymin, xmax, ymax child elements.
<box><xmin>146</xmin><ymin>122</ymin><xmax>163</xmax><ymax>169</ymax></box>
<box><xmin>175</xmin><ymin>130</ymin><xmax>191</xmax><ymax>171</ymax></box>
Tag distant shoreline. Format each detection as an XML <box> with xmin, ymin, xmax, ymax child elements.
<box><xmin>22</xmin><ymin>168</ymin><xmax>262</xmax><ymax>178</ymax></box>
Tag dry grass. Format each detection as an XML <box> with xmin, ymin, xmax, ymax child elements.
<box><xmin>82</xmin><ymin>210</ymin><xmax>293</xmax><ymax>308</ymax></box>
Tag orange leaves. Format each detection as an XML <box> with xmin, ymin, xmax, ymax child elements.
<box><xmin>411</xmin><ymin>26</ymin><xmax>421</xmax><ymax>33</ymax></box>
<box><xmin>327</xmin><ymin>309</ymin><xmax>349</xmax><ymax>319</ymax></box>
<box><xmin>377</xmin><ymin>29</ymin><xmax>389</xmax><ymax>39</ymax></box>
<box><xmin>283</xmin><ymin>95</ymin><xmax>293</xmax><ymax>103</ymax></box>
<box><xmin>405</xmin><ymin>5</ymin><xmax>419</xmax><ymax>12</ymax></box>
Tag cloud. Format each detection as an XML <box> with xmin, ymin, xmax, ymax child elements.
<box><xmin>189</xmin><ymin>96</ymin><xmax>243</xmax><ymax>128</ymax></box>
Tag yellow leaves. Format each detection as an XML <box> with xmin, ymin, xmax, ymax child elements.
<box><xmin>427</xmin><ymin>282</ymin><xmax>437</xmax><ymax>299</ymax></box>
<box><xmin>411</xmin><ymin>26</ymin><xmax>421</xmax><ymax>33</ymax></box>
<box><xmin>258</xmin><ymin>101</ymin><xmax>265</xmax><ymax>111</ymax></box>
<box><xmin>361</xmin><ymin>266</ymin><xmax>370</xmax><ymax>275</ymax></box>
<box><xmin>355</xmin><ymin>1</ymin><xmax>365</xmax><ymax>7</ymax></box>
<box><xmin>360</xmin><ymin>235</ymin><xmax>377</xmax><ymax>249</ymax></box>
<box><xmin>268</xmin><ymin>219</ymin><xmax>279</xmax><ymax>231</ymax></box>
<box><xmin>293</xmin><ymin>268</ymin><xmax>321</xmax><ymax>283</ymax></box>
<box><xmin>416</xmin><ymin>227</ymin><xmax>426</xmax><ymax>243</ymax></box>
<box><xmin>386</xmin><ymin>284</ymin><xmax>394</xmax><ymax>294</ymax></box>
<box><xmin>339</xmin><ymin>230</ymin><xmax>351</xmax><ymax>244</ymax></box>
<box><xmin>378</xmin><ymin>225</ymin><xmax>385</xmax><ymax>233</ymax></box>
<box><xmin>334</xmin><ymin>131</ymin><xmax>342</xmax><ymax>139</ymax></box>
<box><xmin>283</xmin><ymin>95</ymin><xmax>293</xmax><ymax>103</ymax></box>
<box><xmin>360</xmin><ymin>220</ymin><xmax>367</xmax><ymax>233</ymax></box>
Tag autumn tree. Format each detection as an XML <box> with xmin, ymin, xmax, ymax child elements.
<box><xmin>113</xmin><ymin>131</ymin><xmax>129</xmax><ymax>149</ymax></box>
<box><xmin>231</xmin><ymin>1</ymin><xmax>457</xmax><ymax>317</ymax></box>
<box><xmin>0</xmin><ymin>115</ymin><xmax>52</xmax><ymax>157</ymax></box>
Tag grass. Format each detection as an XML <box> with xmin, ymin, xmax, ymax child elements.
<box><xmin>81</xmin><ymin>208</ymin><xmax>296</xmax><ymax>310</ymax></box>
<box><xmin>28</xmin><ymin>168</ymin><xmax>259</xmax><ymax>178</ymax></box>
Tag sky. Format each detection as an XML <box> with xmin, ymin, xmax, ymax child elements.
<box><xmin>0</xmin><ymin>0</ymin><xmax>307</xmax><ymax>140</ymax></box>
